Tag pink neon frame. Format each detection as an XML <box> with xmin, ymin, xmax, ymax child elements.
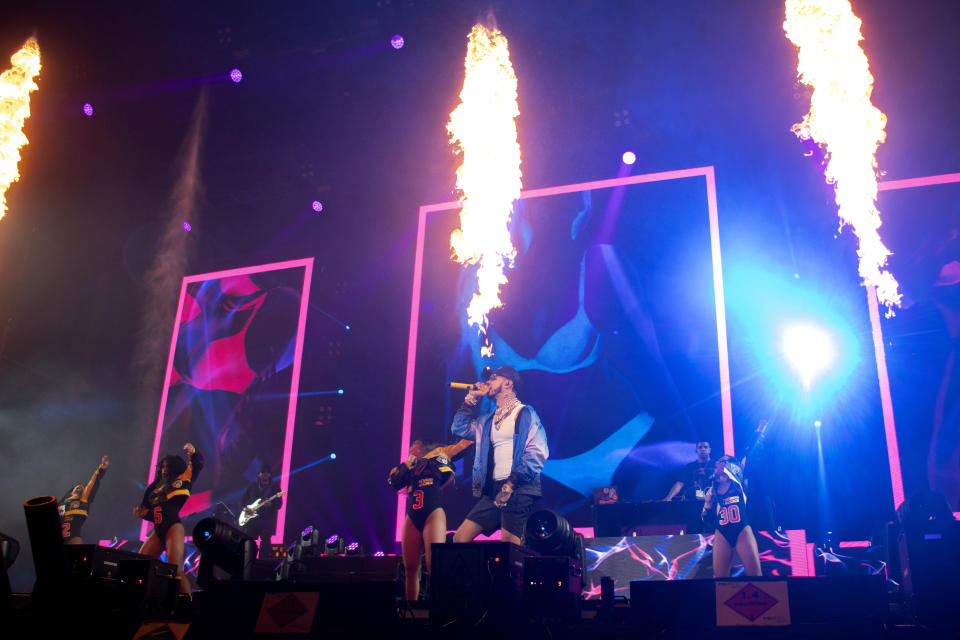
<box><xmin>398</xmin><ymin>167</ymin><xmax>733</xmax><ymax>540</ymax></box>
<box><xmin>869</xmin><ymin>172</ymin><xmax>960</xmax><ymax>511</ymax></box>
<box><xmin>141</xmin><ymin>257</ymin><xmax>314</xmax><ymax>545</ymax></box>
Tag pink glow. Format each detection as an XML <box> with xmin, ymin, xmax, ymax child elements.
<box><xmin>806</xmin><ymin>542</ymin><xmax>816</xmax><ymax>577</ymax></box>
<box><xmin>704</xmin><ymin>166</ymin><xmax>734</xmax><ymax>455</ymax></box>
<box><xmin>786</xmin><ymin>529</ymin><xmax>813</xmax><ymax>577</ymax></box>
<box><xmin>399</xmin><ymin>167</ymin><xmax>732</xmax><ymax>540</ymax></box>
<box><xmin>142</xmin><ymin>257</ymin><xmax>314</xmax><ymax>544</ymax></box>
<box><xmin>878</xmin><ymin>172</ymin><xmax>960</xmax><ymax>191</ymax></box>
<box><xmin>867</xmin><ymin>283</ymin><xmax>905</xmax><ymax>510</ymax></box>
<box><xmin>870</xmin><ymin>172</ymin><xmax>960</xmax><ymax>513</ymax></box>
<box><xmin>838</xmin><ymin>540</ymin><xmax>871</xmax><ymax>549</ymax></box>
<box><xmin>180</xmin><ymin>490</ymin><xmax>212</xmax><ymax>518</ymax></box>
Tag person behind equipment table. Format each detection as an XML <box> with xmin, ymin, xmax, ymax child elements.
<box><xmin>703</xmin><ymin>456</ymin><xmax>761</xmax><ymax>577</ymax></box>
<box><xmin>59</xmin><ymin>455</ymin><xmax>109</xmax><ymax>544</ymax></box>
<box><xmin>388</xmin><ymin>438</ymin><xmax>474</xmax><ymax>601</ymax></box>
<box><xmin>134</xmin><ymin>443</ymin><xmax>203</xmax><ymax>596</ymax></box>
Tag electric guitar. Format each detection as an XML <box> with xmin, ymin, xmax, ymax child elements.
<box><xmin>239</xmin><ymin>491</ymin><xmax>286</xmax><ymax>527</ymax></box>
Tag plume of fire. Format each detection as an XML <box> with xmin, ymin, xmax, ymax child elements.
<box><xmin>784</xmin><ymin>0</ymin><xmax>901</xmax><ymax>313</ymax></box>
<box><xmin>447</xmin><ymin>25</ymin><xmax>522</xmax><ymax>356</ymax></box>
<box><xmin>0</xmin><ymin>38</ymin><xmax>41</xmax><ymax>222</ymax></box>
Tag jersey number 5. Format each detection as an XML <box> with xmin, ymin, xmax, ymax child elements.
<box><xmin>718</xmin><ymin>505</ymin><xmax>741</xmax><ymax>526</ymax></box>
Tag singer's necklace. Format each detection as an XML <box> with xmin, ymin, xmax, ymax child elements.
<box><xmin>493</xmin><ymin>399</ymin><xmax>520</xmax><ymax>430</ymax></box>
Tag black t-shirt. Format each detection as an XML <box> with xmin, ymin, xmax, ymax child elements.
<box><xmin>242</xmin><ymin>482</ymin><xmax>281</xmax><ymax>515</ymax></box>
<box><xmin>681</xmin><ymin>460</ymin><xmax>715</xmax><ymax>499</ymax></box>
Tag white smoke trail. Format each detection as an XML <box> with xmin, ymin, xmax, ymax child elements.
<box><xmin>133</xmin><ymin>90</ymin><xmax>208</xmax><ymax>437</ymax></box>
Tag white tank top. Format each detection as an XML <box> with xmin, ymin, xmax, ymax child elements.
<box><xmin>491</xmin><ymin>403</ymin><xmax>523</xmax><ymax>481</ymax></box>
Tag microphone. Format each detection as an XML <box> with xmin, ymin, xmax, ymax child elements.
<box><xmin>448</xmin><ymin>382</ymin><xmax>476</xmax><ymax>390</ymax></box>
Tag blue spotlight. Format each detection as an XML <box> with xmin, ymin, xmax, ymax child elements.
<box><xmin>781</xmin><ymin>324</ymin><xmax>835</xmax><ymax>390</ymax></box>
<box><xmin>621</xmin><ymin>150</ymin><xmax>636</xmax><ymax>165</ymax></box>
<box><xmin>337</xmin><ymin>389</ymin><xmax>344</xmax><ymax>395</ymax></box>
<box><xmin>814</xmin><ymin>420</ymin><xmax>822</xmax><ymax>428</ymax></box>
<box><xmin>344</xmin><ymin>325</ymin><xmax>351</xmax><ymax>331</ymax></box>
<box><xmin>330</xmin><ymin>453</ymin><xmax>337</xmax><ymax>460</ymax></box>
<box><xmin>724</xmin><ymin>263</ymin><xmax>861</xmax><ymax>413</ymax></box>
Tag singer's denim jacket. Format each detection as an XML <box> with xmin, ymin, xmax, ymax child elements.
<box><xmin>451</xmin><ymin>401</ymin><xmax>549</xmax><ymax>498</ymax></box>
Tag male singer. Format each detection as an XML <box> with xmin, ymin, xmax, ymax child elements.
<box><xmin>451</xmin><ymin>366</ymin><xmax>549</xmax><ymax>545</ymax></box>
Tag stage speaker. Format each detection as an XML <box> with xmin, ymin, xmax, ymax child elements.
<box><xmin>430</xmin><ymin>542</ymin><xmax>537</xmax><ymax>627</ymax></box>
<box><xmin>523</xmin><ymin>555</ymin><xmax>582</xmax><ymax>622</ymax></box>
<box><xmin>283</xmin><ymin>554</ymin><xmax>400</xmax><ymax>583</ymax></box>
<box><xmin>898</xmin><ymin>519</ymin><xmax>960</xmax><ymax>628</ymax></box>
<box><xmin>63</xmin><ymin>544</ymin><xmax>150</xmax><ymax>580</ymax></box>
<box><xmin>117</xmin><ymin>556</ymin><xmax>179</xmax><ymax>617</ymax></box>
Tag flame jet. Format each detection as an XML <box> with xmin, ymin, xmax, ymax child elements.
<box><xmin>0</xmin><ymin>38</ymin><xmax>41</xmax><ymax>222</ymax></box>
<box><xmin>784</xmin><ymin>0</ymin><xmax>901</xmax><ymax>313</ymax></box>
<box><xmin>447</xmin><ymin>24</ymin><xmax>523</xmax><ymax>356</ymax></box>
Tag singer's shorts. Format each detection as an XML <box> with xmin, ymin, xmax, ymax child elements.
<box><xmin>464</xmin><ymin>485</ymin><xmax>538</xmax><ymax>538</ymax></box>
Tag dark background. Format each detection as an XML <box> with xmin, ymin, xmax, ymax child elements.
<box><xmin>0</xmin><ymin>0</ymin><xmax>957</xmax><ymax>590</ymax></box>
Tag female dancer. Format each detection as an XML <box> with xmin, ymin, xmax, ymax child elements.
<box><xmin>388</xmin><ymin>438</ymin><xmax>473</xmax><ymax>601</ymax></box>
<box><xmin>59</xmin><ymin>455</ymin><xmax>109</xmax><ymax>544</ymax></box>
<box><xmin>135</xmin><ymin>443</ymin><xmax>203</xmax><ymax>595</ymax></box>
<box><xmin>703</xmin><ymin>456</ymin><xmax>762</xmax><ymax>577</ymax></box>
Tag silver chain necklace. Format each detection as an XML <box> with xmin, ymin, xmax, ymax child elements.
<box><xmin>493</xmin><ymin>399</ymin><xmax>520</xmax><ymax>430</ymax></box>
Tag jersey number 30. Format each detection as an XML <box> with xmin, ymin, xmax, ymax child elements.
<box><xmin>718</xmin><ymin>505</ymin><xmax>741</xmax><ymax>526</ymax></box>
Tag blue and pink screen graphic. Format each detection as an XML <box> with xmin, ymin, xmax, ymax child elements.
<box><xmin>141</xmin><ymin>258</ymin><xmax>313</xmax><ymax>544</ymax></box>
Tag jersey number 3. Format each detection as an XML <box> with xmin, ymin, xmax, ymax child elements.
<box><xmin>411</xmin><ymin>490</ymin><xmax>424</xmax><ymax>510</ymax></box>
<box><xmin>718</xmin><ymin>505</ymin><xmax>741</xmax><ymax>526</ymax></box>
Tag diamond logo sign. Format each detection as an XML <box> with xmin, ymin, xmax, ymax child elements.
<box><xmin>255</xmin><ymin>591</ymin><xmax>320</xmax><ymax>634</ymax></box>
<box><xmin>723</xmin><ymin>583</ymin><xmax>779</xmax><ymax>622</ymax></box>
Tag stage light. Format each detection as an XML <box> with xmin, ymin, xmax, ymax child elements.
<box><xmin>324</xmin><ymin>534</ymin><xmax>345</xmax><ymax>555</ymax></box>
<box><xmin>524</xmin><ymin>510</ymin><xmax>584</xmax><ymax>563</ymax></box>
<box><xmin>230</xmin><ymin>68</ymin><xmax>242</xmax><ymax>83</ymax></box>
<box><xmin>330</xmin><ymin>453</ymin><xmax>337</xmax><ymax>460</ymax></box>
<box><xmin>621</xmin><ymin>151</ymin><xmax>636</xmax><ymax>165</ymax></box>
<box><xmin>312</xmin><ymin>200</ymin><xmax>323</xmax><ymax>212</ymax></box>
<box><xmin>781</xmin><ymin>323</ymin><xmax>835</xmax><ymax>390</ymax></box>
<box><xmin>82</xmin><ymin>103</ymin><xmax>93</xmax><ymax>117</ymax></box>
<box><xmin>345</xmin><ymin>541</ymin><xmax>362</xmax><ymax>555</ymax></box>
<box><xmin>344</xmin><ymin>325</ymin><xmax>351</xmax><ymax>330</ymax></box>
<box><xmin>337</xmin><ymin>389</ymin><xmax>344</xmax><ymax>395</ymax></box>
<box><xmin>373</xmin><ymin>551</ymin><xmax>385</xmax><ymax>557</ymax></box>
<box><xmin>390</xmin><ymin>34</ymin><xmax>405</xmax><ymax>50</ymax></box>
<box><xmin>192</xmin><ymin>517</ymin><xmax>257</xmax><ymax>581</ymax></box>
<box><xmin>300</xmin><ymin>525</ymin><xmax>320</xmax><ymax>549</ymax></box>
<box><xmin>0</xmin><ymin>530</ymin><xmax>19</xmax><ymax>615</ymax></box>
<box><xmin>0</xmin><ymin>531</ymin><xmax>18</xmax><ymax>569</ymax></box>
<box><xmin>182</xmin><ymin>221</ymin><xmax>192</xmax><ymax>232</ymax></box>
<box><xmin>814</xmin><ymin>420</ymin><xmax>822</xmax><ymax>428</ymax></box>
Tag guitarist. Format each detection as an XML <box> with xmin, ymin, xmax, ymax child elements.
<box><xmin>240</xmin><ymin>464</ymin><xmax>283</xmax><ymax>547</ymax></box>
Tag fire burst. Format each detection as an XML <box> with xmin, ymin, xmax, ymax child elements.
<box><xmin>447</xmin><ymin>25</ymin><xmax>522</xmax><ymax>355</ymax></box>
<box><xmin>784</xmin><ymin>0</ymin><xmax>901</xmax><ymax>313</ymax></box>
<box><xmin>0</xmin><ymin>38</ymin><xmax>41</xmax><ymax>222</ymax></box>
